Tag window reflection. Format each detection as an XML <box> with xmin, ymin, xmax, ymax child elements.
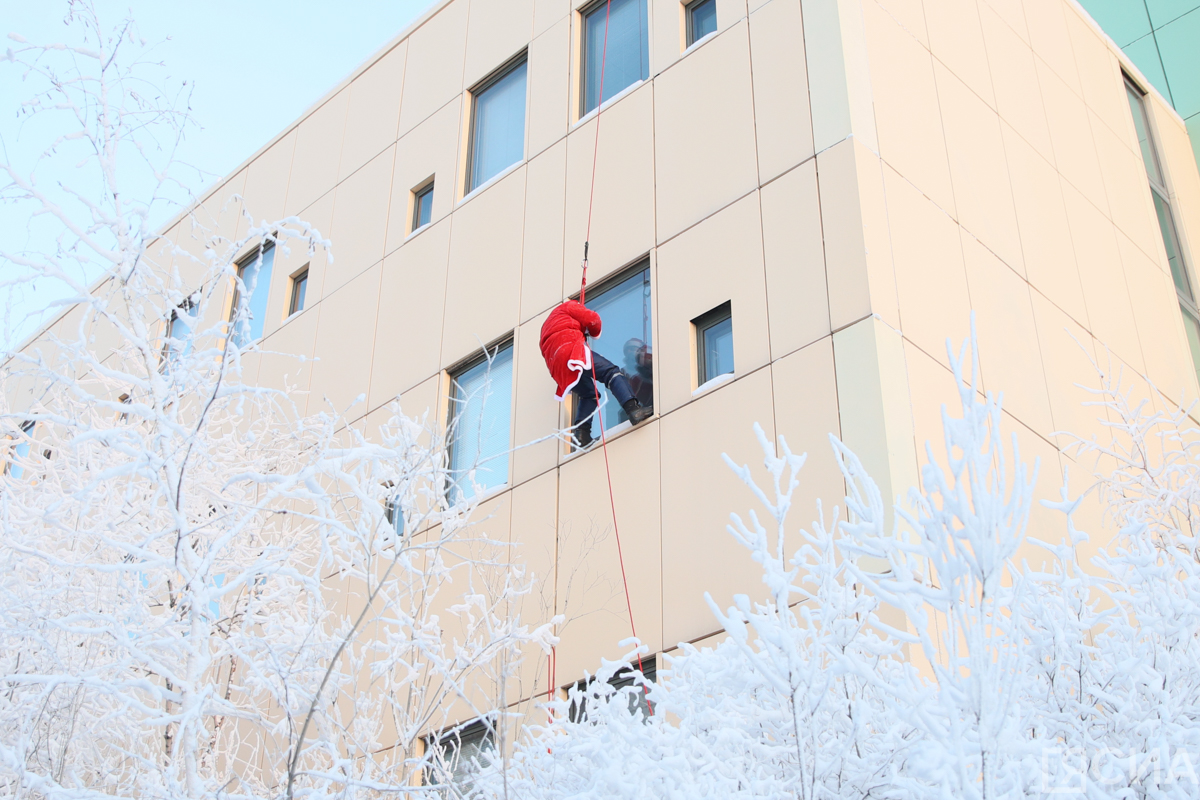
<box><xmin>582</xmin><ymin>265</ymin><xmax>653</xmax><ymax>438</ymax></box>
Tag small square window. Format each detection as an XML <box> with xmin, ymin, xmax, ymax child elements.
<box><xmin>582</xmin><ymin>0</ymin><xmax>649</xmax><ymax>115</ymax></box>
<box><xmin>412</xmin><ymin>181</ymin><xmax>434</xmax><ymax>232</ymax></box>
<box><xmin>447</xmin><ymin>341</ymin><xmax>514</xmax><ymax>503</ymax></box>
<box><xmin>289</xmin><ymin>269</ymin><xmax>308</xmax><ymax>316</ymax></box>
<box><xmin>424</xmin><ymin>719</ymin><xmax>495</xmax><ymax>795</ymax></box>
<box><xmin>694</xmin><ymin>301</ymin><xmax>734</xmax><ymax>387</ymax></box>
<box><xmin>686</xmin><ymin>0</ymin><xmax>717</xmax><ymax>47</ymax></box>
<box><xmin>467</xmin><ymin>57</ymin><xmax>528</xmax><ymax>193</ymax></box>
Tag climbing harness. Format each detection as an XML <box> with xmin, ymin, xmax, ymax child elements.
<box><xmin>548</xmin><ymin>0</ymin><xmax>651</xmax><ymax>716</ymax></box>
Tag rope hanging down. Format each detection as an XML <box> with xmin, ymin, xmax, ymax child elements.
<box><xmin>548</xmin><ymin>0</ymin><xmax>650</xmax><ymax>715</ymax></box>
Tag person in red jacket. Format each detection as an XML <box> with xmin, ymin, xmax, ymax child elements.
<box><xmin>540</xmin><ymin>299</ymin><xmax>652</xmax><ymax>449</ymax></box>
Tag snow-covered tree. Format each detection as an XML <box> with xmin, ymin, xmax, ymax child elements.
<box><xmin>484</xmin><ymin>328</ymin><xmax>1200</xmax><ymax>799</ymax></box>
<box><xmin>1</xmin><ymin>6</ymin><xmax>556</xmax><ymax>798</ymax></box>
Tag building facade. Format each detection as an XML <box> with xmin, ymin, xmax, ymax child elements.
<box><xmin>9</xmin><ymin>0</ymin><xmax>1200</xmax><ymax>765</ymax></box>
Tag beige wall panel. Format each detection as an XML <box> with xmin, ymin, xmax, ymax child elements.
<box><xmin>903</xmin><ymin>339</ymin><xmax>962</xmax><ymax>493</ymax></box>
<box><xmin>1021</xmin><ymin>0</ymin><xmax>1080</xmax><ymax>95</ymax></box>
<box><xmin>555</xmin><ymin>423</ymin><xmax>662</xmax><ymax>684</ymax></box>
<box><xmin>1092</xmin><ymin>118</ymin><xmax>1161</xmax><ymax>265</ymax></box>
<box><xmin>816</xmin><ymin>141</ymin><xmax>870</xmax><ymax>331</ymax></box>
<box><xmin>399</xmin><ymin>373</ymin><xmax>444</xmax><ymax>443</ymax></box>
<box><xmin>873</xmin><ymin>0</ymin><xmax>929</xmax><ymax>46</ymax></box>
<box><xmin>980</xmin><ymin>3</ymin><xmax>1054</xmax><ymax>166</ymax></box>
<box><xmin>760</xmin><ymin>159</ymin><xmax>830</xmax><ymax>358</ymax></box>
<box><xmin>1028</xmin><ymin>290</ymin><xmax>1106</xmax><ymax>450</ymax></box>
<box><xmin>442</xmin><ymin>168</ymin><xmax>526</xmax><ymax>367</ymax></box>
<box><xmin>653</xmin><ymin>21</ymin><xmax>758</xmax><ymax>242</ymax></box>
<box><xmin>1037</xmin><ymin>59</ymin><xmax>1109</xmax><ymax>215</ymax></box>
<box><xmin>521</xmin><ymin>141</ymin><xmax>568</xmax><ymax>323</ymax></box>
<box><xmin>239</xmin><ymin>129</ymin><xmax>297</xmax><ymax>236</ymax></box>
<box><xmin>1002</xmin><ymin>123</ymin><xmax>1088</xmax><ymax>325</ymax></box>
<box><xmin>398</xmin><ymin>0</ymin><xmax>469</xmax><ymax>137</ymax></box>
<box><xmin>253</xmin><ymin>308</ymin><xmax>320</xmax><ymax>416</ymax></box>
<box><xmin>369</xmin><ymin>221</ymin><xmax>452</xmax><ymax>407</ymax></box>
<box><xmin>512</xmin><ymin>312</ymin><xmax>561</xmax><ymax>484</ymax></box>
<box><xmin>528</xmin><ymin>18</ymin><xmax>571</xmax><ymax>159</ymax></box>
<box><xmin>884</xmin><ymin>166</ymin><xmax>970</xmax><ymax>369</ymax></box>
<box><xmin>465</xmin><ymin>0</ymin><xmax>535</xmax><ymax>89</ymax></box>
<box><xmin>385</xmin><ymin>101</ymin><xmax>463</xmax><ymax>257</ymax></box>
<box><xmin>652</xmin><ymin>0</ymin><xmax>746</xmax><ymax>76</ymax></box>
<box><xmin>656</xmin><ymin>194</ymin><xmax>770</xmax><ymax>413</ymax></box>
<box><xmin>935</xmin><ymin>63</ymin><xmax>1023</xmax><ymax>275</ymax></box>
<box><xmin>748</xmin><ymin>0</ymin><xmax>815</xmax><ymax>184</ymax></box>
<box><xmin>855</xmin><ymin>143</ymin><xmax>901</xmax><ymax>330</ymax></box>
<box><xmin>258</xmin><ymin>226</ymin><xmax>324</xmax><ymax>343</ymax></box>
<box><xmin>923</xmin><ymin>0</ymin><xmax>994</xmax><ymax>108</ymax></box>
<box><xmin>192</xmin><ymin>171</ymin><xmax>249</xmax><ymax>255</ymax></box>
<box><xmin>1062</xmin><ymin>182</ymin><xmax>1143</xmax><ymax>372</ymax></box>
<box><xmin>284</xmin><ymin>90</ymin><xmax>349</xmax><ymax>216</ymax></box>
<box><xmin>1004</xmin><ymin>414</ymin><xmax>1070</xmax><ymax>559</ymax></box>
<box><xmin>1119</xmin><ymin>232</ymin><xmax>1198</xmax><ymax>405</ymax></box>
<box><xmin>981</xmin><ymin>0</ymin><xmax>1028</xmax><ymax>42</ymax></box>
<box><xmin>563</xmin><ymin>84</ymin><xmax>655</xmax><ymax>285</ymax></box>
<box><xmin>339</xmin><ymin>42</ymin><xmax>407</xmax><ymax>183</ymax></box>
<box><xmin>509</xmin><ymin>470</ymin><xmax>560</xmax><ymax>700</ymax></box>
<box><xmin>661</xmin><ymin>368</ymin><xmax>776</xmax><ymax>647</ymax></box>
<box><xmin>533</xmin><ymin>0</ymin><xmax>570</xmax><ymax>37</ymax></box>
<box><xmin>770</xmin><ymin>337</ymin><xmax>846</xmax><ymax>533</ymax></box>
<box><xmin>308</xmin><ymin>264</ymin><xmax>383</xmax><ymax>419</ymax></box>
<box><xmin>862</xmin><ymin>0</ymin><xmax>956</xmax><ymax>216</ymax></box>
<box><xmin>1064</xmin><ymin>11</ymin><xmax>1127</xmax><ymax>143</ymax></box>
<box><xmin>327</xmin><ymin>147</ymin><xmax>396</xmax><ymax>296</ymax></box>
<box><xmin>961</xmin><ymin>232</ymin><xmax>1053</xmax><ymax>436</ymax></box>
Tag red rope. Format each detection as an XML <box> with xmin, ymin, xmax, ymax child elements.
<box><xmin>548</xmin><ymin>0</ymin><xmax>650</xmax><ymax>715</ymax></box>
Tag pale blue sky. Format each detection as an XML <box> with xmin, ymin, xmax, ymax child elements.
<box><xmin>1</xmin><ymin>0</ymin><xmax>435</xmax><ymax>351</ymax></box>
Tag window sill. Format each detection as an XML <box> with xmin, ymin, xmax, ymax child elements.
<box><xmin>683</xmin><ymin>31</ymin><xmax>717</xmax><ymax>55</ymax></box>
<box><xmin>572</xmin><ymin>80</ymin><xmax>644</xmax><ymax>130</ymax></box>
<box><xmin>405</xmin><ymin>221</ymin><xmax>432</xmax><ymax>242</ymax></box>
<box><xmin>693</xmin><ymin>371</ymin><xmax>734</xmax><ymax>397</ymax></box>
<box><xmin>459</xmin><ymin>161</ymin><xmax>524</xmax><ymax>207</ymax></box>
<box><xmin>560</xmin><ymin>413</ymin><xmax>657</xmax><ymax>462</ymax></box>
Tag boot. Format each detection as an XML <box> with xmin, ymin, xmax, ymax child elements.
<box><xmin>622</xmin><ymin>398</ymin><xmax>652</xmax><ymax>426</ymax></box>
<box><xmin>573</xmin><ymin>425</ymin><xmax>595</xmax><ymax>451</ymax></box>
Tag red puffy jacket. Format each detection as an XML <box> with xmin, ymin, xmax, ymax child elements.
<box><xmin>540</xmin><ymin>300</ymin><xmax>602</xmax><ymax>400</ymax></box>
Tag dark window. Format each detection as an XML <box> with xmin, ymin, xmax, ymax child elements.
<box><xmin>230</xmin><ymin>242</ymin><xmax>275</xmax><ymax>348</ymax></box>
<box><xmin>424</xmin><ymin>719</ymin><xmax>495</xmax><ymax>796</ymax></box>
<box><xmin>468</xmin><ymin>58</ymin><xmax>527</xmax><ymax>193</ymax></box>
<box><xmin>289</xmin><ymin>269</ymin><xmax>308</xmax><ymax>316</ymax></box>
<box><xmin>448</xmin><ymin>341</ymin><xmax>514</xmax><ymax>503</ymax></box>
<box><xmin>582</xmin><ymin>0</ymin><xmax>649</xmax><ymax>115</ymax></box>
<box><xmin>384</xmin><ymin>497</ymin><xmax>405</xmax><ymax>539</ymax></box>
<box><xmin>577</xmin><ymin>262</ymin><xmax>653</xmax><ymax>441</ymax></box>
<box><xmin>413</xmin><ymin>181</ymin><xmax>435</xmax><ymax>231</ymax></box>
<box><xmin>569</xmin><ymin>656</ymin><xmax>656</xmax><ymax>723</ymax></box>
<box><xmin>694</xmin><ymin>301</ymin><xmax>734</xmax><ymax>386</ymax></box>
<box><xmin>686</xmin><ymin>0</ymin><xmax>717</xmax><ymax>47</ymax></box>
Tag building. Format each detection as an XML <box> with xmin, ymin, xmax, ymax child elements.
<box><xmin>8</xmin><ymin>0</ymin><xmax>1200</xmax><ymax>781</ymax></box>
<box><xmin>1077</xmin><ymin>0</ymin><xmax>1200</xmax><ymax>169</ymax></box>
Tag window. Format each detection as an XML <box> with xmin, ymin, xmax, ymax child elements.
<box><xmin>165</xmin><ymin>300</ymin><xmax>195</xmax><ymax>368</ymax></box>
<box><xmin>576</xmin><ymin>263</ymin><xmax>653</xmax><ymax>441</ymax></box>
<box><xmin>569</xmin><ymin>656</ymin><xmax>656</xmax><ymax>723</ymax></box>
<box><xmin>4</xmin><ymin>421</ymin><xmax>35</xmax><ymax>479</ymax></box>
<box><xmin>467</xmin><ymin>58</ymin><xmax>527</xmax><ymax>193</ymax></box>
<box><xmin>412</xmin><ymin>181</ymin><xmax>434</xmax><ymax>232</ymax></box>
<box><xmin>1124</xmin><ymin>79</ymin><xmax>1200</xmax><ymax>385</ymax></box>
<box><xmin>384</xmin><ymin>497</ymin><xmax>405</xmax><ymax>539</ymax></box>
<box><xmin>288</xmin><ymin>269</ymin><xmax>308</xmax><ymax>317</ymax></box>
<box><xmin>582</xmin><ymin>0</ymin><xmax>649</xmax><ymax>116</ymax></box>
<box><xmin>447</xmin><ymin>341</ymin><xmax>514</xmax><ymax>503</ymax></box>
<box><xmin>229</xmin><ymin>242</ymin><xmax>275</xmax><ymax>348</ymax></box>
<box><xmin>694</xmin><ymin>301</ymin><xmax>734</xmax><ymax>386</ymax></box>
<box><xmin>424</xmin><ymin>719</ymin><xmax>495</xmax><ymax>796</ymax></box>
<box><xmin>686</xmin><ymin>0</ymin><xmax>717</xmax><ymax>47</ymax></box>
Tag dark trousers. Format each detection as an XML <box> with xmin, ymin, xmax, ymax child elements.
<box><xmin>572</xmin><ymin>353</ymin><xmax>634</xmax><ymax>429</ymax></box>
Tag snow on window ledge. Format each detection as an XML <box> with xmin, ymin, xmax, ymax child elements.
<box><xmin>572</xmin><ymin>80</ymin><xmax>645</xmax><ymax>130</ymax></box>
<box><xmin>693</xmin><ymin>372</ymin><xmax>734</xmax><ymax>397</ymax></box>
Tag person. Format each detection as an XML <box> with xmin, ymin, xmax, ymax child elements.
<box><xmin>540</xmin><ymin>299</ymin><xmax>652</xmax><ymax>450</ymax></box>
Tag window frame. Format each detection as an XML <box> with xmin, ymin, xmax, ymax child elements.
<box><xmin>229</xmin><ymin>240</ymin><xmax>276</xmax><ymax>348</ymax></box>
<box><xmin>685</xmin><ymin>0</ymin><xmax>717</xmax><ymax>49</ymax></box>
<box><xmin>288</xmin><ymin>267</ymin><xmax>309</xmax><ymax>318</ymax></box>
<box><xmin>465</xmin><ymin>53</ymin><xmax>529</xmax><ymax>196</ymax></box>
<box><xmin>568</xmin><ymin>655</ymin><xmax>657</xmax><ymax>723</ymax></box>
<box><xmin>579</xmin><ymin>0</ymin><xmax>650</xmax><ymax>118</ymax></box>
<box><xmin>411</xmin><ymin>178</ymin><xmax>435</xmax><ymax>234</ymax></box>
<box><xmin>445</xmin><ymin>337</ymin><xmax>516</xmax><ymax>503</ymax></box>
<box><xmin>693</xmin><ymin>300</ymin><xmax>734</xmax><ymax>387</ymax></box>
